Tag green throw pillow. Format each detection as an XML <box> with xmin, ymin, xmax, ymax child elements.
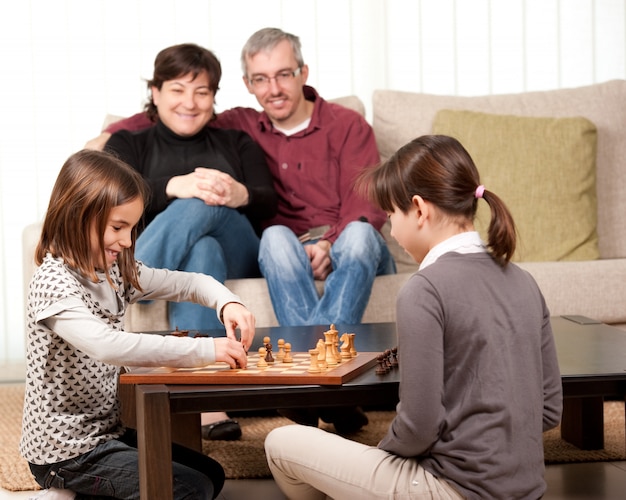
<box><xmin>432</xmin><ymin>109</ymin><xmax>599</xmax><ymax>262</ymax></box>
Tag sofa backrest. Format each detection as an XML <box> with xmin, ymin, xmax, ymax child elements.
<box><xmin>372</xmin><ymin>80</ymin><xmax>626</xmax><ymax>260</ymax></box>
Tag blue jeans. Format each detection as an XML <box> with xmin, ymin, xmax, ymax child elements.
<box><xmin>29</xmin><ymin>429</ymin><xmax>224</xmax><ymax>499</ymax></box>
<box><xmin>258</xmin><ymin>221</ymin><xmax>396</xmax><ymax>326</ymax></box>
<box><xmin>136</xmin><ymin>198</ymin><xmax>260</xmax><ymax>331</ymax></box>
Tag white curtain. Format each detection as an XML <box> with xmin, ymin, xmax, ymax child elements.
<box><xmin>1</xmin><ymin>0</ymin><xmax>625</xmax><ymax>364</ymax></box>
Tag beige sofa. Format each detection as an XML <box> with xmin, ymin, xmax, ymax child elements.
<box><xmin>22</xmin><ymin>80</ymin><xmax>626</xmax><ymax>331</ymax></box>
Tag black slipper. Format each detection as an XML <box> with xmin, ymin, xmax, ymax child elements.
<box><xmin>201</xmin><ymin>418</ymin><xmax>242</xmax><ymax>441</ymax></box>
<box><xmin>319</xmin><ymin>406</ymin><xmax>369</xmax><ymax>435</ymax></box>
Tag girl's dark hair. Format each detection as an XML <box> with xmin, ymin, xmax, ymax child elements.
<box><xmin>36</xmin><ymin>149</ymin><xmax>149</xmax><ymax>289</ymax></box>
<box><xmin>144</xmin><ymin>43</ymin><xmax>222</xmax><ymax>122</ymax></box>
<box><xmin>357</xmin><ymin>134</ymin><xmax>517</xmax><ymax>265</ymax></box>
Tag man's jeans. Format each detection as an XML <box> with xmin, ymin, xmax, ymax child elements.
<box><xmin>258</xmin><ymin>221</ymin><xmax>396</xmax><ymax>326</ymax></box>
<box><xmin>29</xmin><ymin>430</ymin><xmax>224</xmax><ymax>499</ymax></box>
<box><xmin>136</xmin><ymin>198</ymin><xmax>260</xmax><ymax>331</ymax></box>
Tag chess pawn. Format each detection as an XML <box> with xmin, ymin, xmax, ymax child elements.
<box><xmin>375</xmin><ymin>354</ymin><xmax>387</xmax><ymax>375</ymax></box>
<box><xmin>257</xmin><ymin>347</ymin><xmax>268</xmax><ymax>368</ymax></box>
<box><xmin>308</xmin><ymin>349</ymin><xmax>321</xmax><ymax>373</ymax></box>
<box><xmin>283</xmin><ymin>342</ymin><xmax>293</xmax><ymax>363</ymax></box>
<box><xmin>276</xmin><ymin>339</ymin><xmax>285</xmax><ymax>361</ymax></box>
<box><xmin>263</xmin><ymin>336</ymin><xmax>274</xmax><ymax>364</ymax></box>
<box><xmin>391</xmin><ymin>346</ymin><xmax>399</xmax><ymax>367</ymax></box>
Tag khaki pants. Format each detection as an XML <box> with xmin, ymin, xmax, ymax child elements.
<box><xmin>265</xmin><ymin>425</ymin><xmax>464</xmax><ymax>500</ymax></box>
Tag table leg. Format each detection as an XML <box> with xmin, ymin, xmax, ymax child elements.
<box><xmin>136</xmin><ymin>385</ymin><xmax>173</xmax><ymax>500</ymax></box>
<box><xmin>561</xmin><ymin>396</ymin><xmax>604</xmax><ymax>450</ymax></box>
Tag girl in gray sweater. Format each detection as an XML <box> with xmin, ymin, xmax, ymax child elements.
<box><xmin>265</xmin><ymin>135</ymin><xmax>562</xmax><ymax>499</ymax></box>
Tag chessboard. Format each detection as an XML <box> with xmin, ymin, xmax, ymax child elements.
<box><xmin>120</xmin><ymin>351</ymin><xmax>379</xmax><ymax>386</ymax></box>
<box><xmin>120</xmin><ymin>325</ymin><xmax>381</xmax><ymax>386</ymax></box>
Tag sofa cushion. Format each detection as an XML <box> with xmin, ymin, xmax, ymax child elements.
<box><xmin>372</xmin><ymin>80</ymin><xmax>626</xmax><ymax>260</ymax></box>
<box><xmin>432</xmin><ymin>109</ymin><xmax>598</xmax><ymax>262</ymax></box>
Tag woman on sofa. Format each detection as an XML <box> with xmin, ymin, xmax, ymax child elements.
<box><xmin>105</xmin><ymin>43</ymin><xmax>276</xmax><ymax>441</ymax></box>
<box><xmin>264</xmin><ymin>135</ymin><xmax>563</xmax><ymax>499</ymax></box>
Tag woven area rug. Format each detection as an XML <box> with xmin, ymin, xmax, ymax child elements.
<box><xmin>2</xmin><ymin>384</ymin><xmax>624</xmax><ymax>491</ymax></box>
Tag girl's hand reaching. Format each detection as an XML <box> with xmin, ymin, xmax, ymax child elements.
<box><xmin>220</xmin><ymin>301</ymin><xmax>255</xmax><ymax>358</ymax></box>
<box><xmin>213</xmin><ymin>336</ymin><xmax>250</xmax><ymax>369</ymax></box>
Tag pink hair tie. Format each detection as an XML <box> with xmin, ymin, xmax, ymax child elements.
<box><xmin>475</xmin><ymin>185</ymin><xmax>485</xmax><ymax>199</ymax></box>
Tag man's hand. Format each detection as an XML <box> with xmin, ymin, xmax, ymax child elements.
<box><xmin>305</xmin><ymin>240</ymin><xmax>332</xmax><ymax>280</ymax></box>
<box><xmin>166</xmin><ymin>167</ymin><xmax>249</xmax><ymax>207</ymax></box>
<box><xmin>84</xmin><ymin>132</ymin><xmax>111</xmax><ymax>151</ymax></box>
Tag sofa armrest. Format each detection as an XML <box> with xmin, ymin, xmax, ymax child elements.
<box><xmin>517</xmin><ymin>259</ymin><xmax>626</xmax><ymax>325</ymax></box>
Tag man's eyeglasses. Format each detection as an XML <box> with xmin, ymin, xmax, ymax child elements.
<box><xmin>248</xmin><ymin>67</ymin><xmax>302</xmax><ymax>88</ymax></box>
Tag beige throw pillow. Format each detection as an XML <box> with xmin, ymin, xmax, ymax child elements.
<box><xmin>432</xmin><ymin>109</ymin><xmax>599</xmax><ymax>262</ymax></box>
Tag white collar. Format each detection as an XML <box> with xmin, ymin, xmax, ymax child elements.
<box><xmin>419</xmin><ymin>231</ymin><xmax>487</xmax><ymax>271</ymax></box>
<box><xmin>274</xmin><ymin>117</ymin><xmax>311</xmax><ymax>136</ymax></box>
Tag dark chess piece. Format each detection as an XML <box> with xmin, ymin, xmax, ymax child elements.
<box><xmin>263</xmin><ymin>336</ymin><xmax>274</xmax><ymax>363</ymax></box>
<box><xmin>375</xmin><ymin>354</ymin><xmax>387</xmax><ymax>375</ymax></box>
<box><xmin>391</xmin><ymin>346</ymin><xmax>399</xmax><ymax>367</ymax></box>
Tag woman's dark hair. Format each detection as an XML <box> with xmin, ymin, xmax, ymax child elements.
<box><xmin>144</xmin><ymin>43</ymin><xmax>222</xmax><ymax>122</ymax></box>
<box><xmin>357</xmin><ymin>134</ymin><xmax>517</xmax><ymax>265</ymax></box>
<box><xmin>36</xmin><ymin>149</ymin><xmax>149</xmax><ymax>289</ymax></box>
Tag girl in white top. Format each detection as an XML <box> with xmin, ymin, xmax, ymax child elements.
<box><xmin>20</xmin><ymin>149</ymin><xmax>255</xmax><ymax>499</ymax></box>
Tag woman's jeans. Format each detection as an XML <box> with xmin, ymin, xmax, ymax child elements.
<box><xmin>29</xmin><ymin>429</ymin><xmax>225</xmax><ymax>500</ymax></box>
<box><xmin>136</xmin><ymin>198</ymin><xmax>260</xmax><ymax>331</ymax></box>
<box><xmin>258</xmin><ymin>221</ymin><xmax>396</xmax><ymax>326</ymax></box>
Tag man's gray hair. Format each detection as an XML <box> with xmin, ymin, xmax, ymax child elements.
<box><xmin>241</xmin><ymin>27</ymin><xmax>305</xmax><ymax>76</ymax></box>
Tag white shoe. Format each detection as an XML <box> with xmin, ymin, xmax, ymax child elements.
<box><xmin>29</xmin><ymin>488</ymin><xmax>76</xmax><ymax>500</ymax></box>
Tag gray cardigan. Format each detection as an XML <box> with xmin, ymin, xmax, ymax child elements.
<box><xmin>379</xmin><ymin>252</ymin><xmax>562</xmax><ymax>499</ymax></box>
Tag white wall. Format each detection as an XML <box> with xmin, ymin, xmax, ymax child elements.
<box><xmin>1</xmin><ymin>0</ymin><xmax>625</xmax><ymax>363</ymax></box>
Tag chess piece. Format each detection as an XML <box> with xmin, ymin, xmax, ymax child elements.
<box><xmin>308</xmin><ymin>349</ymin><xmax>321</xmax><ymax>373</ymax></box>
<box><xmin>391</xmin><ymin>346</ymin><xmax>399</xmax><ymax>367</ymax></box>
<box><xmin>276</xmin><ymin>339</ymin><xmax>285</xmax><ymax>361</ymax></box>
<box><xmin>264</xmin><ymin>336</ymin><xmax>274</xmax><ymax>364</ymax></box>
<box><xmin>339</xmin><ymin>333</ymin><xmax>352</xmax><ymax>359</ymax></box>
<box><xmin>328</xmin><ymin>324</ymin><xmax>341</xmax><ymax>362</ymax></box>
<box><xmin>348</xmin><ymin>333</ymin><xmax>357</xmax><ymax>357</ymax></box>
<box><xmin>375</xmin><ymin>354</ymin><xmax>387</xmax><ymax>375</ymax></box>
<box><xmin>257</xmin><ymin>347</ymin><xmax>268</xmax><ymax>368</ymax></box>
<box><xmin>316</xmin><ymin>339</ymin><xmax>327</xmax><ymax>369</ymax></box>
<box><xmin>384</xmin><ymin>349</ymin><xmax>392</xmax><ymax>370</ymax></box>
<box><xmin>283</xmin><ymin>342</ymin><xmax>293</xmax><ymax>363</ymax></box>
<box><xmin>324</xmin><ymin>339</ymin><xmax>338</xmax><ymax>366</ymax></box>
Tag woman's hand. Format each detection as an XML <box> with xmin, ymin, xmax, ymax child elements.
<box><xmin>165</xmin><ymin>167</ymin><xmax>249</xmax><ymax>208</ymax></box>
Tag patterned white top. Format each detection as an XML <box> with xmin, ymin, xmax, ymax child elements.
<box><xmin>20</xmin><ymin>254</ymin><xmax>241</xmax><ymax>464</ymax></box>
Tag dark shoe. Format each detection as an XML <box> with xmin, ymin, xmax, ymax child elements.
<box><xmin>277</xmin><ymin>408</ymin><xmax>319</xmax><ymax>427</ymax></box>
<box><xmin>319</xmin><ymin>406</ymin><xmax>369</xmax><ymax>434</ymax></box>
<box><xmin>201</xmin><ymin>418</ymin><xmax>242</xmax><ymax>441</ymax></box>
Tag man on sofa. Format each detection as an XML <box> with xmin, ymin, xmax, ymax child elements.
<box><xmin>87</xmin><ymin>27</ymin><xmax>395</xmax><ymax>434</ymax></box>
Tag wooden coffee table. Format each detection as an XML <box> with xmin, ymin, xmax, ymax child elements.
<box><xmin>551</xmin><ymin>315</ymin><xmax>626</xmax><ymax>449</ymax></box>
<box><xmin>120</xmin><ymin>317</ymin><xmax>626</xmax><ymax>500</ymax></box>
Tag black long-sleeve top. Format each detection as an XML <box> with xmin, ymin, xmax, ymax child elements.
<box><xmin>105</xmin><ymin>121</ymin><xmax>277</xmax><ymax>234</ymax></box>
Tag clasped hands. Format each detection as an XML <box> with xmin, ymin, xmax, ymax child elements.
<box><xmin>166</xmin><ymin>167</ymin><xmax>249</xmax><ymax>208</ymax></box>
<box><xmin>305</xmin><ymin>239</ymin><xmax>332</xmax><ymax>280</ymax></box>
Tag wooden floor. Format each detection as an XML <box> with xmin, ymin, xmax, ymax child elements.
<box><xmin>3</xmin><ymin>462</ymin><xmax>626</xmax><ymax>499</ymax></box>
